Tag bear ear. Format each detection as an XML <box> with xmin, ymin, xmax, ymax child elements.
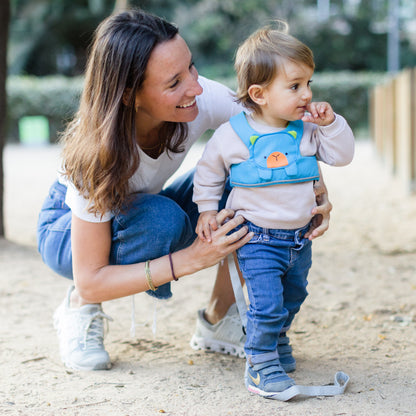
<box><xmin>248</xmin><ymin>84</ymin><xmax>266</xmax><ymax>105</ymax></box>
<box><xmin>288</xmin><ymin>130</ymin><xmax>297</xmax><ymax>139</ymax></box>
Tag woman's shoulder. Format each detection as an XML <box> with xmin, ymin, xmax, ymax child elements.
<box><xmin>195</xmin><ymin>76</ymin><xmax>242</xmax><ymax>128</ymax></box>
<box><xmin>198</xmin><ymin>76</ymin><xmax>234</xmax><ymax>104</ymax></box>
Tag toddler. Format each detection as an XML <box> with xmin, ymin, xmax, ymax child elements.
<box><xmin>193</xmin><ymin>24</ymin><xmax>354</xmax><ymax>398</ymax></box>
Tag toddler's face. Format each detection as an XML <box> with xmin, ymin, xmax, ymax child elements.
<box><xmin>258</xmin><ymin>59</ymin><xmax>314</xmax><ymax>128</ymax></box>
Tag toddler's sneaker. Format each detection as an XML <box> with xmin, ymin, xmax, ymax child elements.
<box><xmin>190</xmin><ymin>303</ymin><xmax>245</xmax><ymax>358</ymax></box>
<box><xmin>278</xmin><ymin>332</ymin><xmax>296</xmax><ymax>373</ymax></box>
<box><xmin>53</xmin><ymin>286</ymin><xmax>113</xmax><ymax>371</ymax></box>
<box><xmin>245</xmin><ymin>359</ymin><xmax>295</xmax><ymax>397</ymax></box>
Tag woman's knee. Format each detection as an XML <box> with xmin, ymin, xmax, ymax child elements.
<box><xmin>112</xmin><ymin>194</ymin><xmax>195</xmax><ymax>261</ymax></box>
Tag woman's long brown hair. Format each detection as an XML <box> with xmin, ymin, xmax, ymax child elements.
<box><xmin>60</xmin><ymin>9</ymin><xmax>188</xmax><ymax>217</ymax></box>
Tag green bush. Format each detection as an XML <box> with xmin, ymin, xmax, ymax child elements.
<box><xmin>6</xmin><ymin>72</ymin><xmax>388</xmax><ymax>142</ymax></box>
<box><xmin>6</xmin><ymin>75</ymin><xmax>83</xmax><ymax>142</ymax></box>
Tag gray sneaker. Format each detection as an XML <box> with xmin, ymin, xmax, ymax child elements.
<box><xmin>53</xmin><ymin>286</ymin><xmax>113</xmax><ymax>371</ymax></box>
<box><xmin>190</xmin><ymin>303</ymin><xmax>246</xmax><ymax>358</ymax></box>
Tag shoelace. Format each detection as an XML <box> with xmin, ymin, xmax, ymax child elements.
<box><xmin>82</xmin><ymin>311</ymin><xmax>113</xmax><ymax>348</ymax></box>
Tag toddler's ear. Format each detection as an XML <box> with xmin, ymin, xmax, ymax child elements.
<box><xmin>248</xmin><ymin>84</ymin><xmax>266</xmax><ymax>106</ymax></box>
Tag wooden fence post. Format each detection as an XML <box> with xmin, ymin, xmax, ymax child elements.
<box><xmin>371</xmin><ymin>68</ymin><xmax>416</xmax><ymax>193</ymax></box>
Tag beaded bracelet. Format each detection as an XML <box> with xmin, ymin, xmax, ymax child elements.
<box><xmin>144</xmin><ymin>260</ymin><xmax>156</xmax><ymax>291</ymax></box>
<box><xmin>168</xmin><ymin>253</ymin><xmax>178</xmax><ymax>281</ymax></box>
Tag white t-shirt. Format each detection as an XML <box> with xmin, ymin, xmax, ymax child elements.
<box><xmin>60</xmin><ymin>76</ymin><xmax>242</xmax><ymax>223</ymax></box>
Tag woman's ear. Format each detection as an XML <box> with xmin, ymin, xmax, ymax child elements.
<box><xmin>248</xmin><ymin>84</ymin><xmax>266</xmax><ymax>106</ymax></box>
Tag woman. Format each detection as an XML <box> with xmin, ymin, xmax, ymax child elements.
<box><xmin>37</xmin><ymin>9</ymin><xmax>331</xmax><ymax>371</ymax></box>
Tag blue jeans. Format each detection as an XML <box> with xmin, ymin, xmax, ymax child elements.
<box><xmin>236</xmin><ymin>221</ymin><xmax>312</xmax><ymax>365</ymax></box>
<box><xmin>37</xmin><ymin>170</ymin><xmax>230</xmax><ymax>300</ymax></box>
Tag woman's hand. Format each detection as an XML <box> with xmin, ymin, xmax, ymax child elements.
<box><xmin>304</xmin><ymin>174</ymin><xmax>333</xmax><ymax>240</ymax></box>
<box><xmin>188</xmin><ymin>209</ymin><xmax>253</xmax><ymax>269</ymax></box>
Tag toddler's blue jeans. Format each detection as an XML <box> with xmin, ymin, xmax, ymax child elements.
<box><xmin>236</xmin><ymin>221</ymin><xmax>312</xmax><ymax>365</ymax></box>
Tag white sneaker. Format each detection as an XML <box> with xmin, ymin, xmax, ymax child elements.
<box><xmin>53</xmin><ymin>286</ymin><xmax>113</xmax><ymax>371</ymax></box>
<box><xmin>190</xmin><ymin>303</ymin><xmax>246</xmax><ymax>358</ymax></box>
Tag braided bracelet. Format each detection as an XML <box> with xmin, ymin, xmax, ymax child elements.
<box><xmin>168</xmin><ymin>253</ymin><xmax>178</xmax><ymax>281</ymax></box>
<box><xmin>144</xmin><ymin>260</ymin><xmax>156</xmax><ymax>291</ymax></box>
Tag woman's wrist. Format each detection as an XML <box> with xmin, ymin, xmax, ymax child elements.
<box><xmin>169</xmin><ymin>247</ymin><xmax>203</xmax><ymax>278</ymax></box>
<box><xmin>168</xmin><ymin>252</ymin><xmax>178</xmax><ymax>281</ymax></box>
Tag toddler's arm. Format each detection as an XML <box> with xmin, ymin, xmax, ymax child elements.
<box><xmin>301</xmin><ymin>102</ymin><xmax>355</xmax><ymax>166</ymax></box>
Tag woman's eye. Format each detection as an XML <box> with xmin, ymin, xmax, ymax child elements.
<box><xmin>170</xmin><ymin>79</ymin><xmax>179</xmax><ymax>88</ymax></box>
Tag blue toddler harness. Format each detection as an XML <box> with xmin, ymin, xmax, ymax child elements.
<box><xmin>229</xmin><ymin>112</ymin><xmax>319</xmax><ymax>187</ymax></box>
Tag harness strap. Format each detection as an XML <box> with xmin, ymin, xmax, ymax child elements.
<box><xmin>227</xmin><ymin>254</ymin><xmax>248</xmax><ymax>331</ymax></box>
<box><xmin>229</xmin><ymin>112</ymin><xmax>259</xmax><ymax>147</ymax></box>
<box><xmin>268</xmin><ymin>371</ymin><xmax>350</xmax><ymax>401</ymax></box>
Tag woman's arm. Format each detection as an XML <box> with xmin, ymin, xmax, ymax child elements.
<box><xmin>71</xmin><ymin>210</ymin><xmax>252</xmax><ymax>304</ymax></box>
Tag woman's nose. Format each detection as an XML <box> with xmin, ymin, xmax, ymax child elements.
<box><xmin>189</xmin><ymin>77</ymin><xmax>203</xmax><ymax>97</ymax></box>
<box><xmin>188</xmin><ymin>68</ymin><xmax>203</xmax><ymax>96</ymax></box>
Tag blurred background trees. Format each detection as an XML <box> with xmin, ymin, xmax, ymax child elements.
<box><xmin>4</xmin><ymin>0</ymin><xmax>416</xmax><ymax>140</ymax></box>
<box><xmin>2</xmin><ymin>0</ymin><xmax>415</xmax><ymax>233</ymax></box>
<box><xmin>8</xmin><ymin>0</ymin><xmax>416</xmax><ymax>77</ymax></box>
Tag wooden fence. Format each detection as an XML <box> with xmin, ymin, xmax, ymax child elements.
<box><xmin>370</xmin><ymin>67</ymin><xmax>416</xmax><ymax>193</ymax></box>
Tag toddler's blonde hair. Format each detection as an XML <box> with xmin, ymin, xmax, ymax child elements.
<box><xmin>235</xmin><ymin>22</ymin><xmax>315</xmax><ymax>113</ymax></box>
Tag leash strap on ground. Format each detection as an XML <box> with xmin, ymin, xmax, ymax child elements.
<box><xmin>268</xmin><ymin>371</ymin><xmax>350</xmax><ymax>401</ymax></box>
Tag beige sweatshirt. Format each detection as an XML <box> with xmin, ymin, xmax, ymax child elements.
<box><xmin>193</xmin><ymin>113</ymin><xmax>355</xmax><ymax>230</ymax></box>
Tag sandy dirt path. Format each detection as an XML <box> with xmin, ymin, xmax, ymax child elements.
<box><xmin>1</xmin><ymin>140</ymin><xmax>415</xmax><ymax>415</ymax></box>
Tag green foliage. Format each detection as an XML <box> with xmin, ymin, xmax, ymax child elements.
<box><xmin>175</xmin><ymin>0</ymin><xmax>286</xmax><ymax>73</ymax></box>
<box><xmin>9</xmin><ymin>0</ymin><xmax>115</xmax><ymax>75</ymax></box>
<box><xmin>8</xmin><ymin>0</ymin><xmax>416</xmax><ymax>76</ymax></box>
<box><xmin>296</xmin><ymin>17</ymin><xmax>416</xmax><ymax>71</ymax></box>
<box><xmin>6</xmin><ymin>71</ymin><xmax>389</xmax><ymax>142</ymax></box>
<box><xmin>6</xmin><ymin>75</ymin><xmax>83</xmax><ymax>141</ymax></box>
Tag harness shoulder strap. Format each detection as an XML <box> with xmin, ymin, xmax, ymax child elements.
<box><xmin>286</xmin><ymin>119</ymin><xmax>304</xmax><ymax>141</ymax></box>
<box><xmin>229</xmin><ymin>112</ymin><xmax>259</xmax><ymax>148</ymax></box>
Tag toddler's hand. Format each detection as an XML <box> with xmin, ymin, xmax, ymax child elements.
<box><xmin>196</xmin><ymin>210</ymin><xmax>219</xmax><ymax>243</ymax></box>
<box><xmin>302</xmin><ymin>102</ymin><xmax>335</xmax><ymax>126</ymax></box>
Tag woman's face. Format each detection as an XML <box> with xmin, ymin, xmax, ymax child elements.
<box><xmin>134</xmin><ymin>35</ymin><xmax>203</xmax><ymax>130</ymax></box>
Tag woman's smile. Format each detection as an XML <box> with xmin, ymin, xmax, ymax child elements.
<box><xmin>177</xmin><ymin>98</ymin><xmax>197</xmax><ymax>109</ymax></box>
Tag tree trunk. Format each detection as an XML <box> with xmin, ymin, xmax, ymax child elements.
<box><xmin>0</xmin><ymin>0</ymin><xmax>10</xmax><ymax>236</ymax></box>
